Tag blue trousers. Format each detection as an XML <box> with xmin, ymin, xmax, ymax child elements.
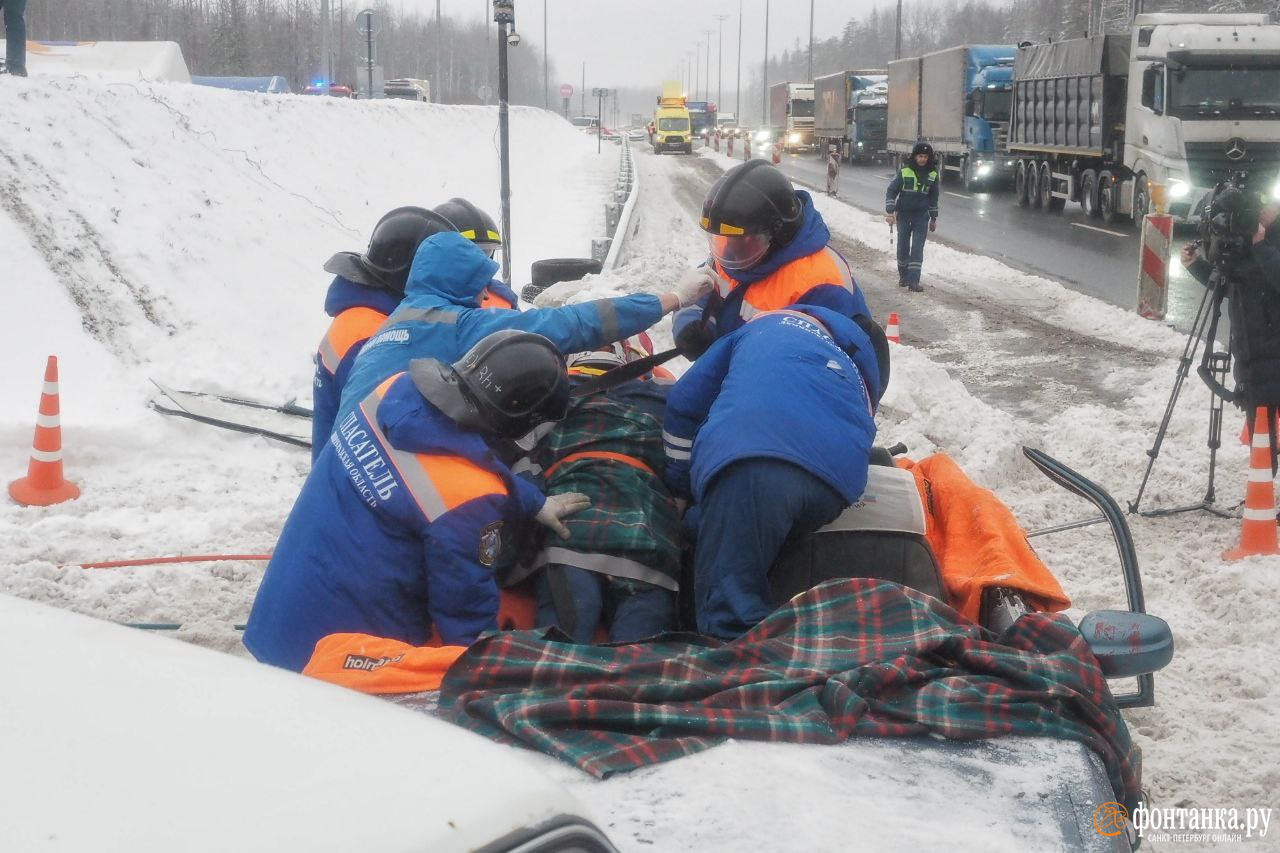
<box><xmin>1</xmin><ymin>0</ymin><xmax>26</xmax><ymax>75</ymax></box>
<box><xmin>895</xmin><ymin>209</ymin><xmax>931</xmax><ymax>285</ymax></box>
<box><xmin>694</xmin><ymin>458</ymin><xmax>846</xmax><ymax>639</ymax></box>
<box><xmin>535</xmin><ymin>563</ymin><xmax>676</xmax><ymax>644</ymax></box>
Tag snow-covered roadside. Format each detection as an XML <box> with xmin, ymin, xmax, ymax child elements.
<box><xmin>2</xmin><ymin>76</ymin><xmax>1277</xmax><ymax>851</ymax></box>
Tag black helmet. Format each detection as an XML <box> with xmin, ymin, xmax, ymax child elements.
<box><xmin>910</xmin><ymin>140</ymin><xmax>935</xmax><ymax>159</ymax></box>
<box><xmin>434</xmin><ymin>198</ymin><xmax>502</xmax><ymax>256</ymax></box>
<box><xmin>361</xmin><ymin>206</ymin><xmax>457</xmax><ymax>292</ymax></box>
<box><xmin>699</xmin><ymin>160</ymin><xmax>803</xmax><ymax>269</ymax></box>
<box><xmin>453</xmin><ymin>331</ymin><xmax>569</xmax><ymax>438</ymax></box>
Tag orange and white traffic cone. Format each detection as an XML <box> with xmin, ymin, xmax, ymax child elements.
<box><xmin>9</xmin><ymin>356</ymin><xmax>81</xmax><ymax>507</ymax></box>
<box><xmin>885</xmin><ymin>312</ymin><xmax>900</xmax><ymax>344</ymax></box>
<box><xmin>1224</xmin><ymin>406</ymin><xmax>1279</xmax><ymax>560</ymax></box>
<box><xmin>772</xmin><ymin>142</ymin><xmax>782</xmax><ymax>165</ymax></box>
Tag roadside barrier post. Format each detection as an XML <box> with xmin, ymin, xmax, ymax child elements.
<box><xmin>1137</xmin><ymin>182</ymin><xmax>1172</xmax><ymax>321</ymax></box>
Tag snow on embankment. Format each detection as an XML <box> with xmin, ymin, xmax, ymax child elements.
<box><xmin>0</xmin><ymin>76</ymin><xmax>613</xmax><ymax>429</ymax></box>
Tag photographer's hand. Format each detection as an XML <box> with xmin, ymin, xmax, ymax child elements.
<box><xmin>1180</xmin><ymin>242</ymin><xmax>1199</xmax><ymax>269</ymax></box>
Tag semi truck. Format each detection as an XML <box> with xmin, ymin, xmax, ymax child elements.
<box><xmin>653</xmin><ymin>80</ymin><xmax>693</xmax><ymax>154</ymax></box>
<box><xmin>888</xmin><ymin>45</ymin><xmax>1017</xmax><ymax>187</ymax></box>
<box><xmin>383</xmin><ymin>78</ymin><xmax>430</xmax><ymax>102</ymax></box>
<box><xmin>769</xmin><ymin>82</ymin><xmax>816</xmax><ymax>151</ymax></box>
<box><xmin>1009</xmin><ymin>13</ymin><xmax>1280</xmax><ymax>224</ymax></box>
<box><xmin>687</xmin><ymin>100</ymin><xmax>719</xmax><ymax>138</ymax></box>
<box><xmin>814</xmin><ymin>71</ymin><xmax>889</xmax><ymax>162</ymax></box>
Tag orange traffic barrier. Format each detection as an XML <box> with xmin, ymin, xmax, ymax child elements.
<box><xmin>1224</xmin><ymin>406</ymin><xmax>1280</xmax><ymax>560</ymax></box>
<box><xmin>772</xmin><ymin>142</ymin><xmax>782</xmax><ymax>164</ymax></box>
<box><xmin>9</xmin><ymin>356</ymin><xmax>81</xmax><ymax>507</ymax></box>
<box><xmin>885</xmin><ymin>311</ymin><xmax>901</xmax><ymax>344</ymax></box>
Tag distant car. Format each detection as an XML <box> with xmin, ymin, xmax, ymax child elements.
<box><xmin>303</xmin><ymin>83</ymin><xmax>355</xmax><ymax>98</ymax></box>
<box><xmin>569</xmin><ymin>115</ymin><xmax>600</xmax><ymax>132</ymax></box>
<box><xmin>627</xmin><ymin>127</ymin><xmax>648</xmax><ymax>141</ymax></box>
<box><xmin>1</xmin><ymin>593</ymin><xmax>619</xmax><ymax>853</ymax></box>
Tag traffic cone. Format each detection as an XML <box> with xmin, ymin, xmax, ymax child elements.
<box><xmin>885</xmin><ymin>312</ymin><xmax>901</xmax><ymax>344</ymax></box>
<box><xmin>772</xmin><ymin>142</ymin><xmax>782</xmax><ymax>165</ymax></box>
<box><xmin>9</xmin><ymin>356</ymin><xmax>81</xmax><ymax>507</ymax></box>
<box><xmin>1223</xmin><ymin>406</ymin><xmax>1279</xmax><ymax>560</ymax></box>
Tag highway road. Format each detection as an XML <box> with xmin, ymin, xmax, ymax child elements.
<box><xmin>767</xmin><ymin>149</ymin><xmax>1207</xmax><ymax>335</ymax></box>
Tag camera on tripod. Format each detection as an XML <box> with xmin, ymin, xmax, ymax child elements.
<box><xmin>1198</xmin><ymin>172</ymin><xmax>1262</xmax><ymax>266</ymax></box>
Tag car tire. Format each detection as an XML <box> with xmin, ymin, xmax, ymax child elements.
<box><xmin>524</xmin><ymin>258</ymin><xmax>604</xmax><ymax>301</ymax></box>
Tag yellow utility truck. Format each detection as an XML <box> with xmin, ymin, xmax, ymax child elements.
<box><xmin>652</xmin><ymin>80</ymin><xmax>693</xmax><ymax>154</ymax></box>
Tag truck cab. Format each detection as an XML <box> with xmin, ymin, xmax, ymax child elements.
<box><xmin>1125</xmin><ymin>13</ymin><xmax>1280</xmax><ymax>220</ymax></box>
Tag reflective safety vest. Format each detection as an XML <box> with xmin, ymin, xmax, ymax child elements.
<box><xmin>713</xmin><ymin>246</ymin><xmax>860</xmax><ymax>327</ymax></box>
<box><xmin>312</xmin><ymin>305</ymin><xmax>392</xmax><ymax>459</ymax></box>
<box><xmin>899</xmin><ymin>165</ymin><xmax>938</xmax><ymax>194</ymax></box>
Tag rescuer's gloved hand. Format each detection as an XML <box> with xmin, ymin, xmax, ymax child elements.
<box><xmin>673</xmin><ymin>267</ymin><xmax>716</xmax><ymax>308</ymax></box>
<box><xmin>884</xmin><ymin>213</ymin><xmax>897</xmax><ymax>226</ymax></box>
<box><xmin>929</xmin><ymin>218</ymin><xmax>937</xmax><ymax>233</ymax></box>
<box><xmin>535</xmin><ymin>492</ymin><xmax>591</xmax><ymax>540</ymax></box>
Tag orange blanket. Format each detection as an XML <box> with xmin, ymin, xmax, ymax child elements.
<box><xmin>898</xmin><ymin>453</ymin><xmax>1070</xmax><ymax>622</ymax></box>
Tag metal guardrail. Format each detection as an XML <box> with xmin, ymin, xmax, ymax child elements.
<box><xmin>599</xmin><ymin>140</ymin><xmax>639</xmax><ymax>270</ymax></box>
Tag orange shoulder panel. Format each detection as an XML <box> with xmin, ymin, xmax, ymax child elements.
<box><xmin>479</xmin><ymin>288</ymin><xmax>514</xmax><ymax>310</ymax></box>
<box><xmin>416</xmin><ymin>453</ymin><xmax>507</xmax><ymax>510</ymax></box>
<box><xmin>741</xmin><ymin>250</ymin><xmax>849</xmax><ymax>312</ymax></box>
<box><xmin>326</xmin><ymin>306</ymin><xmax>390</xmax><ymax>361</ymax></box>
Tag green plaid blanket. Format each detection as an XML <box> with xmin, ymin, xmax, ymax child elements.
<box><xmin>440</xmin><ymin>578</ymin><xmax>1141</xmax><ymax>809</ymax></box>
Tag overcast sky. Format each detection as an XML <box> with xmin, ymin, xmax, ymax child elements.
<box><xmin>393</xmin><ymin>0</ymin><xmax>881</xmax><ymax>97</ymax></box>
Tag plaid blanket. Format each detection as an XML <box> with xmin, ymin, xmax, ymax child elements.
<box><xmin>441</xmin><ymin>578</ymin><xmax>1140</xmax><ymax>810</ymax></box>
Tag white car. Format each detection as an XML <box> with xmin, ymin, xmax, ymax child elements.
<box><xmin>0</xmin><ymin>593</ymin><xmax>617</xmax><ymax>853</ymax></box>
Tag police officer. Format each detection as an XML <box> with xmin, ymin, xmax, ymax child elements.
<box><xmin>885</xmin><ymin>141</ymin><xmax>940</xmax><ymax>292</ymax></box>
<box><xmin>663</xmin><ymin>305</ymin><xmax>883</xmax><ymax>639</ymax></box>
<box><xmin>312</xmin><ymin>206</ymin><xmax>458</xmax><ymax>458</ymax></box>
<box><xmin>245</xmin><ymin>331</ymin><xmax>590</xmax><ymax>671</ymax></box>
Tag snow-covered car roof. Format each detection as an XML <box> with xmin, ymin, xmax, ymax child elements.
<box><xmin>0</xmin><ymin>593</ymin><xmax>615</xmax><ymax>853</ymax></box>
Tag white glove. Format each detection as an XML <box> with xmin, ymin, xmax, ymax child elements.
<box><xmin>673</xmin><ymin>267</ymin><xmax>716</xmax><ymax>308</ymax></box>
<box><xmin>535</xmin><ymin>492</ymin><xmax>591</xmax><ymax>540</ymax></box>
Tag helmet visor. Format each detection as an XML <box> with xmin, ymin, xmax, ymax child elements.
<box><xmin>707</xmin><ymin>232</ymin><xmax>771</xmax><ymax>270</ymax></box>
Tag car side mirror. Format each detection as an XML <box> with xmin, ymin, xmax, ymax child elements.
<box><xmin>1078</xmin><ymin>610</ymin><xmax>1174</xmax><ymax>678</ymax></box>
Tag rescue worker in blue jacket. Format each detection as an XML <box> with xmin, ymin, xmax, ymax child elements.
<box><xmin>338</xmin><ymin>231</ymin><xmax>714</xmax><ymax>424</ymax></box>
<box><xmin>663</xmin><ymin>304</ymin><xmax>882</xmax><ymax>639</ymax></box>
<box><xmin>313</xmin><ymin>204</ymin><xmax>520</xmax><ymax>460</ymax></box>
<box><xmin>885</xmin><ymin>141</ymin><xmax>940</xmax><ymax>292</ymax></box>
<box><xmin>672</xmin><ymin>160</ymin><xmax>874</xmax><ymax>361</ymax></box>
<box><xmin>245</xmin><ymin>331</ymin><xmax>590</xmax><ymax>671</ymax></box>
<box><xmin>312</xmin><ymin>207</ymin><xmax>458</xmax><ymax>458</ymax></box>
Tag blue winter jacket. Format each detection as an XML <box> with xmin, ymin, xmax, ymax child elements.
<box><xmin>311</xmin><ymin>276</ymin><xmax>402</xmax><ymax>459</ymax></box>
<box><xmin>671</xmin><ymin>191</ymin><xmax>871</xmax><ymax>346</ymax></box>
<box><xmin>338</xmin><ymin>231</ymin><xmax>666</xmax><ymax>424</ymax></box>
<box><xmin>663</xmin><ymin>305</ymin><xmax>879</xmax><ymax>504</ymax></box>
<box><xmin>244</xmin><ymin>369</ymin><xmax>547</xmax><ymax>672</ymax></box>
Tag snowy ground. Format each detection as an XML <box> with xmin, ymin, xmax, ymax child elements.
<box><xmin>2</xmin><ymin>75</ymin><xmax>1278</xmax><ymax>850</ymax></box>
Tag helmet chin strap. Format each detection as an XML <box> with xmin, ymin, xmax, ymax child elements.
<box><xmin>408</xmin><ymin>358</ymin><xmax>490</xmax><ymax>433</ymax></box>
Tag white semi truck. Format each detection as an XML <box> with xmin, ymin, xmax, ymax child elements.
<box><xmin>1009</xmin><ymin>13</ymin><xmax>1280</xmax><ymax>224</ymax></box>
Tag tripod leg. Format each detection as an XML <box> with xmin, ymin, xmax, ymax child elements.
<box><xmin>1131</xmin><ymin>281</ymin><xmax>1218</xmax><ymax>513</ymax></box>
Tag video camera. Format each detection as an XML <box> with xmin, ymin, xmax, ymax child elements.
<box><xmin>1197</xmin><ymin>172</ymin><xmax>1262</xmax><ymax>265</ymax></box>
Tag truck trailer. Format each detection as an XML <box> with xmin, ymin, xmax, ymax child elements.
<box><xmin>814</xmin><ymin>71</ymin><xmax>889</xmax><ymax>163</ymax></box>
<box><xmin>769</xmin><ymin>82</ymin><xmax>816</xmax><ymax>151</ymax></box>
<box><xmin>1009</xmin><ymin>13</ymin><xmax>1280</xmax><ymax>224</ymax></box>
<box><xmin>888</xmin><ymin>45</ymin><xmax>1017</xmax><ymax>187</ymax></box>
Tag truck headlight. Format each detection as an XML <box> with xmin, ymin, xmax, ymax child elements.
<box><xmin>1272</xmin><ymin>181</ymin><xmax>1280</xmax><ymax>200</ymax></box>
<box><xmin>1168</xmin><ymin>180</ymin><xmax>1190</xmax><ymax>199</ymax></box>
<box><xmin>755</xmin><ymin>130</ymin><xmax>770</xmax><ymax>142</ymax></box>
<box><xmin>787</xmin><ymin>132</ymin><xmax>800</xmax><ymax>144</ymax></box>
<box><xmin>977</xmin><ymin>163</ymin><xmax>992</xmax><ymax>177</ymax></box>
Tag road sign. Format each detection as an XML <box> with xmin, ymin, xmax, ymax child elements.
<box><xmin>560</xmin><ymin>83</ymin><xmax>573</xmax><ymax>98</ymax></box>
<box><xmin>592</xmin><ymin>87</ymin><xmax>609</xmax><ymax>98</ymax></box>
